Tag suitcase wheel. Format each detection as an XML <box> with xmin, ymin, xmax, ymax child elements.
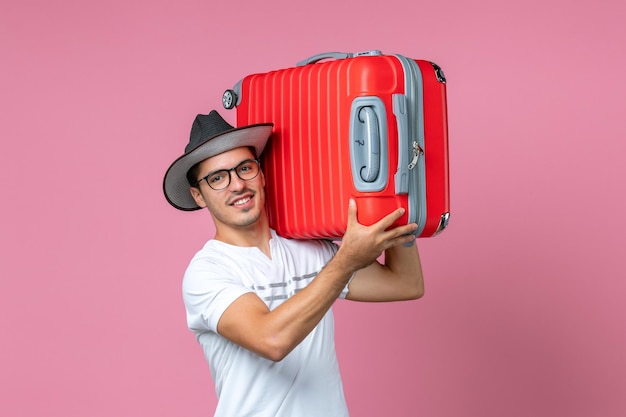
<box><xmin>222</xmin><ymin>89</ymin><xmax>237</xmax><ymax>109</ymax></box>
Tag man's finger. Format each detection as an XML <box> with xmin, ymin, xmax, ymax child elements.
<box><xmin>345</xmin><ymin>198</ymin><xmax>358</xmax><ymax>227</ymax></box>
<box><xmin>386</xmin><ymin>221</ymin><xmax>418</xmax><ymax>236</ymax></box>
<box><xmin>374</xmin><ymin>207</ymin><xmax>406</xmax><ymax>231</ymax></box>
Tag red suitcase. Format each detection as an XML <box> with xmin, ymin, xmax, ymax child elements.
<box><xmin>222</xmin><ymin>50</ymin><xmax>450</xmax><ymax>239</ymax></box>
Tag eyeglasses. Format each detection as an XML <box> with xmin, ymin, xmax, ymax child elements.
<box><xmin>195</xmin><ymin>159</ymin><xmax>261</xmax><ymax>190</ymax></box>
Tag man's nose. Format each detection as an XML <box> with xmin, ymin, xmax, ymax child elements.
<box><xmin>228</xmin><ymin>172</ymin><xmax>246</xmax><ymax>190</ymax></box>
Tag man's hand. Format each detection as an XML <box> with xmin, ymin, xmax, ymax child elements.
<box><xmin>334</xmin><ymin>199</ymin><xmax>418</xmax><ymax>273</ymax></box>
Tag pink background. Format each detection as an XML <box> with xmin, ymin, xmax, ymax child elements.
<box><xmin>2</xmin><ymin>0</ymin><xmax>625</xmax><ymax>416</ymax></box>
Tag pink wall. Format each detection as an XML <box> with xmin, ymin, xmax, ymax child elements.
<box><xmin>2</xmin><ymin>0</ymin><xmax>625</xmax><ymax>416</ymax></box>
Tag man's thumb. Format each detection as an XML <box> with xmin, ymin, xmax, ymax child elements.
<box><xmin>346</xmin><ymin>198</ymin><xmax>357</xmax><ymax>225</ymax></box>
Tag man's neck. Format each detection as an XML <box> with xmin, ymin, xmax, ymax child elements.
<box><xmin>214</xmin><ymin>220</ymin><xmax>272</xmax><ymax>258</ymax></box>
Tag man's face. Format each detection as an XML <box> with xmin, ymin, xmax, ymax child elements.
<box><xmin>190</xmin><ymin>147</ymin><xmax>266</xmax><ymax>232</ymax></box>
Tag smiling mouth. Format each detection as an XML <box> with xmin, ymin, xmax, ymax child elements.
<box><xmin>231</xmin><ymin>196</ymin><xmax>252</xmax><ymax>206</ymax></box>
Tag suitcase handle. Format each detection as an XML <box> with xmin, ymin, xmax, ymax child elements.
<box><xmin>393</xmin><ymin>94</ymin><xmax>410</xmax><ymax>194</ymax></box>
<box><xmin>357</xmin><ymin>107</ymin><xmax>380</xmax><ymax>182</ymax></box>
<box><xmin>349</xmin><ymin>97</ymin><xmax>389</xmax><ymax>192</ymax></box>
<box><xmin>296</xmin><ymin>52</ymin><xmax>353</xmax><ymax>66</ymax></box>
<box><xmin>296</xmin><ymin>50</ymin><xmax>382</xmax><ymax>66</ymax></box>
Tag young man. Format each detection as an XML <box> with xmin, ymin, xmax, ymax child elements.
<box><xmin>163</xmin><ymin>110</ymin><xmax>425</xmax><ymax>416</ymax></box>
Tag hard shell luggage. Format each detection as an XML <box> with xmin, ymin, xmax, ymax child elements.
<box><xmin>222</xmin><ymin>50</ymin><xmax>450</xmax><ymax>240</ymax></box>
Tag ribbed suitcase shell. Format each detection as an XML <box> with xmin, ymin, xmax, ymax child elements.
<box><xmin>227</xmin><ymin>51</ymin><xmax>449</xmax><ymax>239</ymax></box>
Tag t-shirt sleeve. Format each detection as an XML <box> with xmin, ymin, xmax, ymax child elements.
<box><xmin>182</xmin><ymin>254</ymin><xmax>253</xmax><ymax>334</ymax></box>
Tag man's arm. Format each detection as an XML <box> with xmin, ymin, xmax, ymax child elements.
<box><xmin>340</xmin><ymin>200</ymin><xmax>424</xmax><ymax>302</ymax></box>
<box><xmin>216</xmin><ymin>199</ymin><xmax>417</xmax><ymax>362</ymax></box>
<box><xmin>344</xmin><ymin>241</ymin><xmax>424</xmax><ymax>302</ymax></box>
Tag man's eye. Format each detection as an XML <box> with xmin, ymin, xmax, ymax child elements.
<box><xmin>209</xmin><ymin>173</ymin><xmax>224</xmax><ymax>183</ymax></box>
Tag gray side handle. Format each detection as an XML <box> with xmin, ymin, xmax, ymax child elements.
<box><xmin>350</xmin><ymin>97</ymin><xmax>388</xmax><ymax>192</ymax></box>
<box><xmin>393</xmin><ymin>94</ymin><xmax>410</xmax><ymax>194</ymax></box>
<box><xmin>296</xmin><ymin>52</ymin><xmax>353</xmax><ymax>66</ymax></box>
<box><xmin>357</xmin><ymin>107</ymin><xmax>380</xmax><ymax>182</ymax></box>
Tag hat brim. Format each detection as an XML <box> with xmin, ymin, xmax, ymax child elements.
<box><xmin>163</xmin><ymin>123</ymin><xmax>273</xmax><ymax>211</ymax></box>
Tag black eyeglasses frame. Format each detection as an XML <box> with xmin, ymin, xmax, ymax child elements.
<box><xmin>195</xmin><ymin>159</ymin><xmax>261</xmax><ymax>190</ymax></box>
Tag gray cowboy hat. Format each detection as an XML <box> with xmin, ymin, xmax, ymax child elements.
<box><xmin>163</xmin><ymin>110</ymin><xmax>273</xmax><ymax>211</ymax></box>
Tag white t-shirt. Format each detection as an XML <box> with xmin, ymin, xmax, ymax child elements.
<box><xmin>182</xmin><ymin>230</ymin><xmax>350</xmax><ymax>417</ymax></box>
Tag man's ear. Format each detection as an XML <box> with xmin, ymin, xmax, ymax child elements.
<box><xmin>189</xmin><ymin>187</ymin><xmax>207</xmax><ymax>208</ymax></box>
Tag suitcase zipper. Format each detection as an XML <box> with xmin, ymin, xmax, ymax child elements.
<box><xmin>408</xmin><ymin>141</ymin><xmax>424</xmax><ymax>170</ymax></box>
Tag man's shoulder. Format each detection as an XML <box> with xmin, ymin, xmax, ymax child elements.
<box><xmin>182</xmin><ymin>240</ymin><xmax>250</xmax><ymax>289</ymax></box>
<box><xmin>185</xmin><ymin>240</ymin><xmax>238</xmax><ymax>271</ymax></box>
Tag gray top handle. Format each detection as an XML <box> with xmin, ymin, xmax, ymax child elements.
<box><xmin>296</xmin><ymin>52</ymin><xmax>353</xmax><ymax>66</ymax></box>
<box><xmin>296</xmin><ymin>50</ymin><xmax>383</xmax><ymax>66</ymax></box>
